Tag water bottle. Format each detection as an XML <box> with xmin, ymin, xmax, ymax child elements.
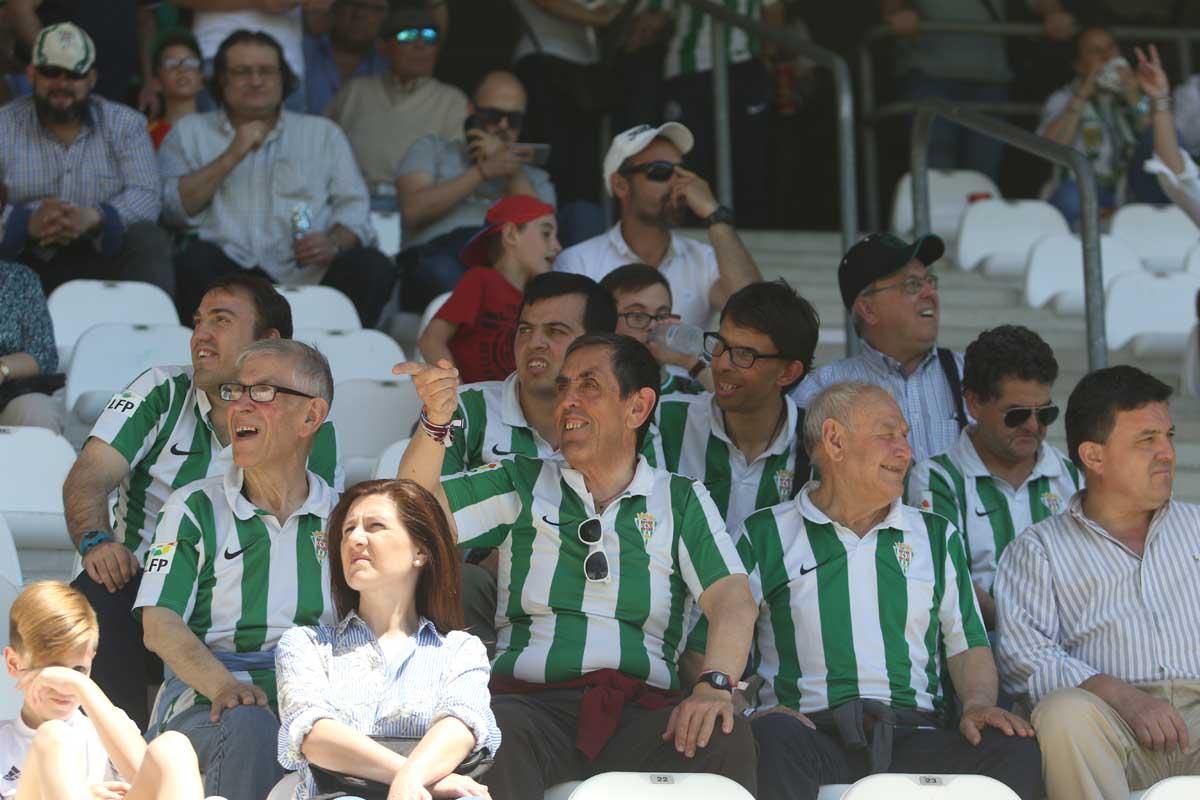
<box><xmin>651</xmin><ymin>322</ymin><xmax>705</xmax><ymax>359</ymax></box>
<box><xmin>290</xmin><ymin>203</ymin><xmax>312</xmax><ymax>241</ymax></box>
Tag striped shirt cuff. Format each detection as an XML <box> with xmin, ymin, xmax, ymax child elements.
<box><xmin>280</xmin><ymin>705</ymin><xmax>339</xmax><ymax>770</ymax></box>
<box><xmin>1028</xmin><ymin>658</ymin><xmax>1101</xmax><ymax>707</ymax></box>
<box><xmin>431</xmin><ymin>700</ymin><xmax>496</xmax><ymax>756</ymax></box>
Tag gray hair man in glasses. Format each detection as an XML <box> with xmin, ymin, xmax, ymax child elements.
<box><xmin>791</xmin><ymin>232</ymin><xmax>963</xmax><ymax>463</ymax></box>
<box><xmin>394</xmin><ymin>333</ymin><xmax>758</xmax><ymax>800</ymax></box>
<box><xmin>135</xmin><ymin>339</ymin><xmax>339</xmax><ymax>800</ymax></box>
<box><xmin>908</xmin><ymin>325</ymin><xmax>1081</xmax><ymax>630</ymax></box>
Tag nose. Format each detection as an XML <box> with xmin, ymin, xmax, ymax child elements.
<box><xmin>230</xmin><ymin>391</ymin><xmax>256</xmax><ymax>414</ymax></box>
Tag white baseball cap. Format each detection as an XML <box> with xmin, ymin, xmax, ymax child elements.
<box><xmin>603</xmin><ymin>122</ymin><xmax>695</xmax><ymax>196</ymax></box>
<box><xmin>32</xmin><ymin>22</ymin><xmax>96</xmax><ymax>75</ymax></box>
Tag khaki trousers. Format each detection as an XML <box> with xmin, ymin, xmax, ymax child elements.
<box><xmin>1032</xmin><ymin>682</ymin><xmax>1200</xmax><ymax>800</ymax></box>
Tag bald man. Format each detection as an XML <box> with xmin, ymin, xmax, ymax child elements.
<box><xmin>395</xmin><ymin>69</ymin><xmax>557</xmax><ymax>310</ymax></box>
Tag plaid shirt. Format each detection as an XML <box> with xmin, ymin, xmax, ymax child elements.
<box><xmin>0</xmin><ymin>95</ymin><xmax>160</xmax><ymax>259</ymax></box>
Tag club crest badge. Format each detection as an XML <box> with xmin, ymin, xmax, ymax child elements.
<box><xmin>1041</xmin><ymin>492</ymin><xmax>1063</xmax><ymax>514</ymax></box>
<box><xmin>894</xmin><ymin>542</ymin><xmax>914</xmax><ymax>576</ymax></box>
<box><xmin>635</xmin><ymin>512</ymin><xmax>657</xmax><ymax>545</ymax></box>
<box><xmin>311</xmin><ymin>530</ymin><xmax>328</xmax><ymax>562</ymax></box>
<box><xmin>774</xmin><ymin>469</ymin><xmax>794</xmax><ymax>499</ymax></box>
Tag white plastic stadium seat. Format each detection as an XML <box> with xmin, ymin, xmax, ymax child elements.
<box><xmin>1182</xmin><ymin>325</ymin><xmax>1200</xmax><ymax>399</ymax></box>
<box><xmin>329</xmin><ymin>379</ymin><xmax>422</xmax><ymax>486</ymax></box>
<box><xmin>0</xmin><ymin>427</ymin><xmax>77</xmax><ymax>580</ymax></box>
<box><xmin>544</xmin><ymin>781</ymin><xmax>583</xmax><ymax>800</ymax></box>
<box><xmin>1023</xmin><ymin>234</ymin><xmax>1143</xmax><ymax>314</ymax></box>
<box><xmin>890</xmin><ymin>170</ymin><xmax>1000</xmax><ymax>242</ymax></box>
<box><xmin>47</xmin><ymin>279</ymin><xmax>179</xmax><ymax>367</ymax></box>
<box><xmin>953</xmin><ymin>199</ymin><xmax>1069</xmax><ymax>277</ymax></box>
<box><xmin>266</xmin><ymin>773</ymin><xmax>302</xmax><ymax>800</ymax></box>
<box><xmin>0</xmin><ymin>576</ymin><xmax>23</xmax><ymax>718</ymax></box>
<box><xmin>1109</xmin><ymin>203</ymin><xmax>1199</xmax><ymax>273</ymax></box>
<box><xmin>842</xmin><ymin>774</ymin><xmax>1020</xmax><ymax>799</ymax></box>
<box><xmin>817</xmin><ymin>786</ymin><xmax>853</xmax><ymax>800</ymax></box>
<box><xmin>1104</xmin><ymin>272</ymin><xmax>1200</xmax><ymax>355</ymax></box>
<box><xmin>65</xmin><ymin>324</ymin><xmax>192</xmax><ymax>425</ymax></box>
<box><xmin>278</xmin><ymin>285</ymin><xmax>361</xmax><ymax>330</ymax></box>
<box><xmin>566</xmin><ymin>772</ymin><xmax>753</xmax><ymax>800</ymax></box>
<box><xmin>0</xmin><ymin>515</ymin><xmax>23</xmax><ymax>587</ymax></box>
<box><xmin>415</xmin><ymin>292</ymin><xmax>453</xmax><ymax>362</ymax></box>
<box><xmin>295</xmin><ymin>328</ymin><xmax>406</xmax><ymax>384</ymax></box>
<box><xmin>373</xmin><ymin>437</ymin><xmax>411</xmax><ymax>480</ymax></box>
<box><xmin>370</xmin><ymin>210</ymin><xmax>403</xmax><ymax>257</ymax></box>
<box><xmin>1138</xmin><ymin>777</ymin><xmax>1200</xmax><ymax>798</ymax></box>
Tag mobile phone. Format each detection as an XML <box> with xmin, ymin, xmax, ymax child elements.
<box><xmin>463</xmin><ymin>114</ymin><xmax>484</xmax><ymax>137</ymax></box>
<box><xmin>519</xmin><ymin>143</ymin><xmax>552</xmax><ymax>166</ymax></box>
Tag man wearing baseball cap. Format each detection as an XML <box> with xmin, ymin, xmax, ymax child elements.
<box><xmin>791</xmin><ymin>232</ymin><xmax>968</xmax><ymax>463</ymax></box>
<box><xmin>555</xmin><ymin>122</ymin><xmax>762</xmax><ymax>329</ymax></box>
<box><xmin>0</xmin><ymin>22</ymin><xmax>172</xmax><ymax>295</ymax></box>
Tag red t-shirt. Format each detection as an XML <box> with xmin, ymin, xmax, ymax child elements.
<box><xmin>436</xmin><ymin>267</ymin><xmax>523</xmax><ymax>384</ymax></box>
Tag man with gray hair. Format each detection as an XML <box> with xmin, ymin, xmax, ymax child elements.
<box><xmin>738</xmin><ymin>381</ymin><xmax>1042</xmax><ymax>800</ymax></box>
<box><xmin>135</xmin><ymin>339</ymin><xmax>339</xmax><ymax>800</ymax></box>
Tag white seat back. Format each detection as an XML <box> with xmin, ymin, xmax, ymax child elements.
<box><xmin>47</xmin><ymin>280</ymin><xmax>179</xmax><ymax>367</ymax></box>
<box><xmin>415</xmin><ymin>292</ymin><xmax>453</xmax><ymax>362</ymax></box>
<box><xmin>1182</xmin><ymin>325</ymin><xmax>1200</xmax><ymax>399</ymax></box>
<box><xmin>370</xmin><ymin>211</ymin><xmax>402</xmax><ymax>257</ymax></box>
<box><xmin>890</xmin><ymin>170</ymin><xmax>1000</xmax><ymax>241</ymax></box>
<box><xmin>543</xmin><ymin>781</ymin><xmax>583</xmax><ymax>800</ymax></box>
<box><xmin>1104</xmin><ymin>272</ymin><xmax>1200</xmax><ymax>355</ymax></box>
<box><xmin>567</xmin><ymin>772</ymin><xmax>753</xmax><ymax>800</ymax></box>
<box><xmin>842</xmin><ymin>774</ymin><xmax>1020</xmax><ymax>799</ymax></box>
<box><xmin>373</xmin><ymin>437</ymin><xmax>412</xmax><ymax>480</ymax></box>
<box><xmin>265</xmin><ymin>773</ymin><xmax>302</xmax><ymax>800</ymax></box>
<box><xmin>329</xmin><ymin>380</ymin><xmax>422</xmax><ymax>487</ymax></box>
<box><xmin>278</xmin><ymin>285</ymin><xmax>361</xmax><ymax>330</ymax></box>
<box><xmin>1109</xmin><ymin>203</ymin><xmax>1199</xmax><ymax>273</ymax></box>
<box><xmin>816</xmin><ymin>786</ymin><xmax>853</xmax><ymax>800</ymax></box>
<box><xmin>1139</xmin><ymin>776</ymin><xmax>1200</xmax><ymax>799</ymax></box>
<box><xmin>1023</xmin><ymin>234</ymin><xmax>1143</xmax><ymax>314</ymax></box>
<box><xmin>65</xmin><ymin>324</ymin><xmax>192</xmax><ymax>424</ymax></box>
<box><xmin>0</xmin><ymin>516</ymin><xmax>23</xmax><ymax>587</ymax></box>
<box><xmin>953</xmin><ymin>199</ymin><xmax>1068</xmax><ymax>276</ymax></box>
<box><xmin>0</xmin><ymin>427</ymin><xmax>76</xmax><ymax>553</ymax></box>
<box><xmin>295</xmin><ymin>328</ymin><xmax>406</xmax><ymax>384</ymax></box>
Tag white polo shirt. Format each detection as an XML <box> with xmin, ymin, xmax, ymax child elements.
<box><xmin>0</xmin><ymin>711</ymin><xmax>119</xmax><ymax>798</ymax></box>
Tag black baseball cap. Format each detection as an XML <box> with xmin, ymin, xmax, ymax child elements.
<box><xmin>837</xmin><ymin>233</ymin><xmax>944</xmax><ymax>310</ymax></box>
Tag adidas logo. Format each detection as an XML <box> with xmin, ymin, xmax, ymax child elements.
<box><xmin>3</xmin><ymin>765</ymin><xmax>20</xmax><ymax>782</ymax></box>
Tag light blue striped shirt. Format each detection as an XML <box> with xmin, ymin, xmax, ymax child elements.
<box><xmin>790</xmin><ymin>340</ymin><xmax>965</xmax><ymax>464</ymax></box>
<box><xmin>275</xmin><ymin>613</ymin><xmax>500</xmax><ymax>800</ymax></box>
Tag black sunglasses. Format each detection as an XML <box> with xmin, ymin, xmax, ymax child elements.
<box><xmin>473</xmin><ymin>106</ymin><xmax>525</xmax><ymax>130</ymax></box>
<box><xmin>578</xmin><ymin>517</ymin><xmax>609</xmax><ymax>583</ymax></box>
<box><xmin>619</xmin><ymin>160</ymin><xmax>682</xmax><ymax>183</ymax></box>
<box><xmin>1003</xmin><ymin>404</ymin><xmax>1059</xmax><ymax>428</ymax></box>
<box><xmin>36</xmin><ymin>65</ymin><xmax>88</xmax><ymax>81</ymax></box>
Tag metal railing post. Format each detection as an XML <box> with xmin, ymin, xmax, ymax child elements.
<box><xmin>858</xmin><ymin>45</ymin><xmax>882</xmax><ymax>233</ymax></box>
<box><xmin>710</xmin><ymin>17</ymin><xmax>734</xmax><ymax>208</ymax></box>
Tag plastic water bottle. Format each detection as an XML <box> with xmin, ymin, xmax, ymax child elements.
<box><xmin>651</xmin><ymin>322</ymin><xmax>705</xmax><ymax>359</ymax></box>
<box><xmin>290</xmin><ymin>203</ymin><xmax>312</xmax><ymax>241</ymax></box>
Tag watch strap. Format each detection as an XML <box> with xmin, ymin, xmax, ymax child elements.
<box><xmin>688</xmin><ymin>359</ymin><xmax>708</xmax><ymax>379</ymax></box>
<box><xmin>704</xmin><ymin>205</ymin><xmax>735</xmax><ymax>227</ymax></box>
<box><xmin>78</xmin><ymin>530</ymin><xmax>114</xmax><ymax>557</ymax></box>
<box><xmin>696</xmin><ymin>669</ymin><xmax>734</xmax><ymax>691</ymax></box>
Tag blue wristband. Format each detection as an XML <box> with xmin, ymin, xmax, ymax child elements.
<box><xmin>78</xmin><ymin>530</ymin><xmax>114</xmax><ymax>557</ymax></box>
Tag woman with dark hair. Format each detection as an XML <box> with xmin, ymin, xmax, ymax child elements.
<box><xmin>275</xmin><ymin>479</ymin><xmax>499</xmax><ymax>800</ymax></box>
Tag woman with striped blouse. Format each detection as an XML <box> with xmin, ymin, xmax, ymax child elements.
<box><xmin>275</xmin><ymin>479</ymin><xmax>500</xmax><ymax>800</ymax></box>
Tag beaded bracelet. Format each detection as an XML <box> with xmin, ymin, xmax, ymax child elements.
<box><xmin>420</xmin><ymin>410</ymin><xmax>464</xmax><ymax>448</ymax></box>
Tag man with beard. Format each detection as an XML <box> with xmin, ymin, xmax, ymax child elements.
<box><xmin>555</xmin><ymin>122</ymin><xmax>761</xmax><ymax>328</ymax></box>
<box><xmin>302</xmin><ymin>0</ymin><xmax>389</xmax><ymax>115</ymax></box>
<box><xmin>0</xmin><ymin>22</ymin><xmax>172</xmax><ymax>295</ymax></box>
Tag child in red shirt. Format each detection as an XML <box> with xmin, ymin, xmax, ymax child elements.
<box><xmin>417</xmin><ymin>195</ymin><xmax>560</xmax><ymax>383</ymax></box>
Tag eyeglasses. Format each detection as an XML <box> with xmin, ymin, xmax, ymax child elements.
<box><xmin>161</xmin><ymin>56</ymin><xmax>202</xmax><ymax>72</ymax></box>
<box><xmin>1003</xmin><ymin>404</ymin><xmax>1059</xmax><ymax>428</ymax></box>
<box><xmin>473</xmin><ymin>106</ymin><xmax>525</xmax><ymax>130</ymax></box>
<box><xmin>227</xmin><ymin>64</ymin><xmax>281</xmax><ymax>82</ymax></box>
<box><xmin>36</xmin><ymin>65</ymin><xmax>88</xmax><ymax>81</ymax></box>
<box><xmin>861</xmin><ymin>274</ymin><xmax>939</xmax><ymax>297</ymax></box>
<box><xmin>219</xmin><ymin>382</ymin><xmax>316</xmax><ymax>403</ymax></box>
<box><xmin>619</xmin><ymin>160</ymin><xmax>683</xmax><ymax>183</ymax></box>
<box><xmin>618</xmin><ymin>310</ymin><xmax>676</xmax><ymax>330</ymax></box>
<box><xmin>393</xmin><ymin>26</ymin><xmax>439</xmax><ymax>44</ymax></box>
<box><xmin>577</xmin><ymin>517</ymin><xmax>610</xmax><ymax>583</ymax></box>
<box><xmin>704</xmin><ymin>332</ymin><xmax>788</xmax><ymax>369</ymax></box>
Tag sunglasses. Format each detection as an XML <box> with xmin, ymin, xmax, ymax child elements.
<box><xmin>578</xmin><ymin>517</ymin><xmax>610</xmax><ymax>583</ymax></box>
<box><xmin>473</xmin><ymin>106</ymin><xmax>525</xmax><ymax>130</ymax></box>
<box><xmin>393</xmin><ymin>26</ymin><xmax>438</xmax><ymax>45</ymax></box>
<box><xmin>36</xmin><ymin>65</ymin><xmax>88</xmax><ymax>81</ymax></box>
<box><xmin>161</xmin><ymin>56</ymin><xmax>202</xmax><ymax>72</ymax></box>
<box><xmin>219</xmin><ymin>382</ymin><xmax>316</xmax><ymax>404</ymax></box>
<box><xmin>619</xmin><ymin>160</ymin><xmax>683</xmax><ymax>183</ymax></box>
<box><xmin>1003</xmin><ymin>404</ymin><xmax>1059</xmax><ymax>428</ymax></box>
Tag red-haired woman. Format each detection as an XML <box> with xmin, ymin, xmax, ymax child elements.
<box><xmin>275</xmin><ymin>480</ymin><xmax>499</xmax><ymax>800</ymax></box>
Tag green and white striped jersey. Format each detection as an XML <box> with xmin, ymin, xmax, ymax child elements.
<box><xmin>657</xmin><ymin>394</ymin><xmax>802</xmax><ymax>531</ymax></box>
<box><xmin>442</xmin><ymin>454</ymin><xmax>745</xmax><ymax>689</ymax></box>
<box><xmin>89</xmin><ymin>366</ymin><xmax>343</xmax><ymax>562</ymax></box>
<box><xmin>445</xmin><ymin>373</ymin><xmax>665</xmax><ymax>475</ymax></box>
<box><xmin>133</xmin><ymin>466</ymin><xmax>337</xmax><ymax>717</ymax></box>
<box><xmin>648</xmin><ymin>0</ymin><xmax>780</xmax><ymax>78</ymax></box>
<box><xmin>907</xmin><ymin>429</ymin><xmax>1082</xmax><ymax>594</ymax></box>
<box><xmin>739</xmin><ymin>486</ymin><xmax>988</xmax><ymax>714</ymax></box>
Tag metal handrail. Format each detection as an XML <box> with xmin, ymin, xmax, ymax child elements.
<box><xmin>859</xmin><ymin>20</ymin><xmax>1200</xmax><ymax>231</ymax></box>
<box><xmin>674</xmin><ymin>0</ymin><xmax>861</xmax><ymax>354</ymax></box>
<box><xmin>911</xmin><ymin>97</ymin><xmax>1107</xmax><ymax>371</ymax></box>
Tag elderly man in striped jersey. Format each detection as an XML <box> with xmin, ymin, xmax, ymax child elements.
<box><xmin>62</xmin><ymin>273</ymin><xmax>342</xmax><ymax>731</ymax></box>
<box><xmin>908</xmin><ymin>325</ymin><xmax>1081</xmax><ymax>630</ymax></box>
<box><xmin>744</xmin><ymin>382</ymin><xmax>1043</xmax><ymax>800</ymax></box>
<box><xmin>135</xmin><ymin>339</ymin><xmax>339</xmax><ymax>800</ymax></box>
<box><xmin>395</xmin><ymin>333</ymin><xmax>759</xmax><ymax>800</ymax></box>
<box><xmin>996</xmin><ymin>366</ymin><xmax>1200</xmax><ymax>800</ymax></box>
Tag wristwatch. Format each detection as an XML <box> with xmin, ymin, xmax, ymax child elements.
<box><xmin>688</xmin><ymin>359</ymin><xmax>708</xmax><ymax>379</ymax></box>
<box><xmin>695</xmin><ymin>670</ymin><xmax>735</xmax><ymax>693</ymax></box>
<box><xmin>703</xmin><ymin>205</ymin><xmax>735</xmax><ymax>228</ymax></box>
<box><xmin>78</xmin><ymin>530</ymin><xmax>114</xmax><ymax>557</ymax></box>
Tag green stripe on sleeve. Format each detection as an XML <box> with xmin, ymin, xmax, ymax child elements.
<box><xmin>876</xmin><ymin>530</ymin><xmax>917</xmax><ymax>709</ymax></box>
<box><xmin>614</xmin><ymin>497</ymin><xmax>653</xmax><ymax>679</ymax></box>
<box><xmin>946</xmin><ymin>520</ymin><xmax>989</xmax><ymax>650</ymax></box>
<box><xmin>108</xmin><ymin>371</ymin><xmax>175</xmax><ymax>463</ymax></box>
<box><xmin>178</xmin><ymin>492</ymin><xmax>218</xmax><ymax>643</ymax></box>
<box><xmin>809</xmin><ymin>521</ymin><xmax>857</xmax><ymax>707</ymax></box>
<box><xmin>444</xmin><ymin>460</ymin><xmax>523</xmax><ymax>548</ymax></box>
<box><xmin>921</xmin><ymin>513</ymin><xmax>946</xmax><ymax>708</ymax></box>
<box><xmin>443</xmin><ymin>393</ymin><xmax>482</xmax><ymax>474</ymax></box>
<box><xmin>119</xmin><ymin>375</ymin><xmax>191</xmax><ymax>551</ymax></box>
<box><xmin>673</xmin><ymin>477</ymin><xmax>735</xmax><ymax>591</ymax></box>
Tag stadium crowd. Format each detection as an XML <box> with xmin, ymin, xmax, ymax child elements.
<box><xmin>2</xmin><ymin>2</ymin><xmax>1200</xmax><ymax>800</ymax></box>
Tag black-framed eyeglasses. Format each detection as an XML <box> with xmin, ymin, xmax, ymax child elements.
<box><xmin>36</xmin><ymin>65</ymin><xmax>88</xmax><ymax>81</ymax></box>
<box><xmin>618</xmin><ymin>310</ymin><xmax>676</xmax><ymax>330</ymax></box>
<box><xmin>578</xmin><ymin>517</ymin><xmax>610</xmax><ymax>583</ymax></box>
<box><xmin>161</xmin><ymin>56</ymin><xmax>201</xmax><ymax>72</ymax></box>
<box><xmin>393</xmin><ymin>26</ymin><xmax>439</xmax><ymax>45</ymax></box>
<box><xmin>618</xmin><ymin>160</ymin><xmax>683</xmax><ymax>183</ymax></box>
<box><xmin>703</xmin><ymin>332</ymin><xmax>788</xmax><ymax>370</ymax></box>
<box><xmin>1003</xmin><ymin>404</ymin><xmax>1059</xmax><ymax>428</ymax></box>
<box><xmin>219</xmin><ymin>382</ymin><xmax>316</xmax><ymax>403</ymax></box>
<box><xmin>861</xmin><ymin>274</ymin><xmax>939</xmax><ymax>297</ymax></box>
<box><xmin>473</xmin><ymin>106</ymin><xmax>524</xmax><ymax>130</ymax></box>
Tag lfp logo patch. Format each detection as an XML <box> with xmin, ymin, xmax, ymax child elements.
<box><xmin>146</xmin><ymin>542</ymin><xmax>176</xmax><ymax>574</ymax></box>
<box><xmin>635</xmin><ymin>512</ymin><xmax>657</xmax><ymax>545</ymax></box>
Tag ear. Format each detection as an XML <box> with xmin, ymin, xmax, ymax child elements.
<box><xmin>86</xmin><ymin>69</ymin><xmax>98</xmax><ymax>93</ymax></box>
<box><xmin>500</xmin><ymin>221</ymin><xmax>520</xmax><ymax>249</ymax></box>
<box><xmin>821</xmin><ymin>418</ymin><xmax>846</xmax><ymax>463</ymax></box>
<box><xmin>264</xmin><ymin>328</ymin><xmax>283</xmax><ymax>341</ymax></box>
<box><xmin>1077</xmin><ymin>441</ymin><xmax>1104</xmax><ymax>475</ymax></box>
<box><xmin>775</xmin><ymin>359</ymin><xmax>806</xmax><ymax>390</ymax></box>
<box><xmin>963</xmin><ymin>389</ymin><xmax>984</xmax><ymax>421</ymax></box>
<box><xmin>304</xmin><ymin>397</ymin><xmax>330</xmax><ymax>434</ymax></box>
<box><xmin>611</xmin><ymin>173</ymin><xmax>630</xmax><ymax>202</ymax></box>
<box><xmin>626</xmin><ymin>386</ymin><xmax>657</xmax><ymax>432</ymax></box>
<box><xmin>4</xmin><ymin>647</ymin><xmax>21</xmax><ymax>680</ymax></box>
<box><xmin>853</xmin><ymin>295</ymin><xmax>878</xmax><ymax>328</ymax></box>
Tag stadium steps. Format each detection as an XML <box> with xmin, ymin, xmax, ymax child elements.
<box><xmin>687</xmin><ymin>229</ymin><xmax>1200</xmax><ymax>501</ymax></box>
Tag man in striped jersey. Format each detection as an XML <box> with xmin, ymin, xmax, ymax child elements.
<box><xmin>395</xmin><ymin>333</ymin><xmax>759</xmax><ymax>800</ymax></box>
<box><xmin>996</xmin><ymin>367</ymin><xmax>1200</xmax><ymax>800</ymax></box>
<box><xmin>136</xmin><ymin>340</ymin><xmax>338</xmax><ymax>800</ymax></box>
<box><xmin>62</xmin><ymin>273</ymin><xmax>342</xmax><ymax>730</ymax></box>
<box><xmin>747</xmin><ymin>382</ymin><xmax>1042</xmax><ymax>800</ymax></box>
<box><xmin>908</xmin><ymin>326</ymin><xmax>1081</xmax><ymax>629</ymax></box>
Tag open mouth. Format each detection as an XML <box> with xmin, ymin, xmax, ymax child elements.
<box><xmin>881</xmin><ymin>464</ymin><xmax>906</xmax><ymax>476</ymax></box>
<box><xmin>194</xmin><ymin>347</ymin><xmax>216</xmax><ymax>361</ymax></box>
<box><xmin>526</xmin><ymin>358</ymin><xmax>549</xmax><ymax>371</ymax></box>
<box><xmin>918</xmin><ymin>308</ymin><xmax>936</xmax><ymax>319</ymax></box>
<box><xmin>235</xmin><ymin>424</ymin><xmax>260</xmax><ymax>440</ymax></box>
